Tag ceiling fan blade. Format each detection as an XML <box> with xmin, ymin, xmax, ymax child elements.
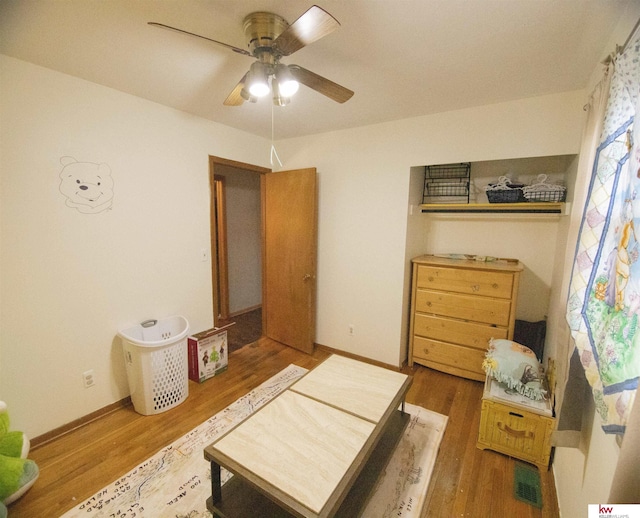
<box><xmin>223</xmin><ymin>73</ymin><xmax>248</xmax><ymax>106</ymax></box>
<box><xmin>273</xmin><ymin>6</ymin><xmax>340</xmax><ymax>56</ymax></box>
<box><xmin>289</xmin><ymin>65</ymin><xmax>354</xmax><ymax>103</ymax></box>
<box><xmin>148</xmin><ymin>22</ymin><xmax>252</xmax><ymax>57</ymax></box>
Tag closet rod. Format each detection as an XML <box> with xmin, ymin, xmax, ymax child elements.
<box><xmin>619</xmin><ymin>16</ymin><xmax>640</xmax><ymax>55</ymax></box>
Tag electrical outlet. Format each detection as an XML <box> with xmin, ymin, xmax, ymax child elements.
<box><xmin>83</xmin><ymin>369</ymin><xmax>95</xmax><ymax>389</ymax></box>
<box><xmin>349</xmin><ymin>324</ymin><xmax>355</xmax><ymax>336</ymax></box>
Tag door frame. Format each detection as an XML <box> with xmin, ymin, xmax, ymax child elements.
<box><xmin>212</xmin><ymin>174</ymin><xmax>229</xmax><ymax>320</ymax></box>
<box><xmin>208</xmin><ymin>156</ymin><xmax>270</xmax><ymax>327</ymax></box>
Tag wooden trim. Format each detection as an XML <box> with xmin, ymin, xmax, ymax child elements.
<box><xmin>209</xmin><ymin>156</ymin><xmax>271</xmax><ymax>175</ymax></box>
<box><xmin>31</xmin><ymin>397</ymin><xmax>132</xmax><ymax>449</ymax></box>
<box><xmin>209</xmin><ymin>155</ymin><xmax>269</xmax><ymax>330</ymax></box>
<box><xmin>209</xmin><ymin>162</ymin><xmax>220</xmax><ymax>325</ymax></box>
<box><xmin>261</xmin><ymin>173</ymin><xmax>268</xmax><ymax>341</ymax></box>
<box><xmin>214</xmin><ymin>175</ymin><xmax>230</xmax><ymax>320</ymax></box>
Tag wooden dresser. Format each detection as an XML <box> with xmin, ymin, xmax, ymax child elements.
<box><xmin>408</xmin><ymin>255</ymin><xmax>523</xmax><ymax>381</ymax></box>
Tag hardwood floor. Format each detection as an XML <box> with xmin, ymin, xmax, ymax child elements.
<box><xmin>11</xmin><ymin>339</ymin><xmax>560</xmax><ymax>517</ymax></box>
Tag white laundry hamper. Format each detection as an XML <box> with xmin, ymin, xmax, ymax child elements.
<box><xmin>118</xmin><ymin>315</ymin><xmax>190</xmax><ymax>415</ymax></box>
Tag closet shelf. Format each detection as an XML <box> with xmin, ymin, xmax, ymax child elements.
<box><xmin>420</xmin><ymin>202</ymin><xmax>564</xmax><ymax>214</ymax></box>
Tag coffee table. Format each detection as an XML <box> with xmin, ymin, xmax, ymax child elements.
<box><xmin>204</xmin><ymin>354</ymin><xmax>413</xmax><ymax>518</ymax></box>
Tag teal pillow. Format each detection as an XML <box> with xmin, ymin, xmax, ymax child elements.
<box><xmin>483</xmin><ymin>338</ymin><xmax>547</xmax><ymax>400</ymax></box>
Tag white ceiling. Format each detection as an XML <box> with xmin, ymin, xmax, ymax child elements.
<box><xmin>0</xmin><ymin>1</ymin><xmax>632</xmax><ymax>140</ymax></box>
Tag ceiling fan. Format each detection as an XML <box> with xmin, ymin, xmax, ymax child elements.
<box><xmin>149</xmin><ymin>5</ymin><xmax>354</xmax><ymax>106</ymax></box>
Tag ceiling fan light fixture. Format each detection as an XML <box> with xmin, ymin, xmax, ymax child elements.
<box><xmin>150</xmin><ymin>5</ymin><xmax>353</xmax><ymax>107</ymax></box>
<box><xmin>240</xmin><ymin>87</ymin><xmax>257</xmax><ymax>103</ymax></box>
<box><xmin>249</xmin><ymin>81</ymin><xmax>270</xmax><ymax>98</ymax></box>
<box><xmin>278</xmin><ymin>78</ymin><xmax>299</xmax><ymax>98</ymax></box>
<box><xmin>275</xmin><ymin>64</ymin><xmax>299</xmax><ymax>98</ymax></box>
<box><xmin>272</xmin><ymin>80</ymin><xmax>291</xmax><ymax>106</ymax></box>
<box><xmin>247</xmin><ymin>62</ymin><xmax>270</xmax><ymax>98</ymax></box>
<box><xmin>272</xmin><ymin>94</ymin><xmax>291</xmax><ymax>107</ymax></box>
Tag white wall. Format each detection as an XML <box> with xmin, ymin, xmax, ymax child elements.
<box><xmin>554</xmin><ymin>400</ymin><xmax>621</xmax><ymax>516</ymax></box>
<box><xmin>0</xmin><ymin>55</ymin><xmax>271</xmax><ymax>437</ymax></box>
<box><xmin>276</xmin><ymin>92</ymin><xmax>585</xmax><ymax>367</ymax></box>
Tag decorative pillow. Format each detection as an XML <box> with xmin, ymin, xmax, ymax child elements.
<box><xmin>482</xmin><ymin>338</ymin><xmax>547</xmax><ymax>400</ymax></box>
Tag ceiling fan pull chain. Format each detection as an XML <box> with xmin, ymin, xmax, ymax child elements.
<box><xmin>270</xmin><ymin>145</ymin><xmax>283</xmax><ymax>168</ymax></box>
<box><xmin>270</xmin><ymin>103</ymin><xmax>283</xmax><ymax>168</ymax></box>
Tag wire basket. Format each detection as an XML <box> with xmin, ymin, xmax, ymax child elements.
<box><xmin>522</xmin><ymin>174</ymin><xmax>566</xmax><ymax>203</ymax></box>
<box><xmin>485</xmin><ymin>176</ymin><xmax>526</xmax><ymax>203</ymax></box>
<box><xmin>425</xmin><ymin>182</ymin><xmax>469</xmax><ymax>197</ymax></box>
<box><xmin>422</xmin><ymin>163</ymin><xmax>471</xmax><ymax>204</ymax></box>
<box><xmin>425</xmin><ymin>163</ymin><xmax>471</xmax><ymax>179</ymax></box>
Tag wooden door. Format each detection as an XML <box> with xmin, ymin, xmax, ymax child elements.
<box><xmin>262</xmin><ymin>168</ymin><xmax>317</xmax><ymax>353</ymax></box>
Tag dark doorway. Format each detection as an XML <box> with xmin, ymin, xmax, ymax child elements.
<box><xmin>217</xmin><ymin>307</ymin><xmax>263</xmax><ymax>353</ymax></box>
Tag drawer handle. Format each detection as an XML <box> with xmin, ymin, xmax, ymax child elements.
<box><xmin>471</xmin><ymin>284</ymin><xmax>480</xmax><ymax>292</ymax></box>
<box><xmin>492</xmin><ymin>283</ymin><xmax>499</xmax><ymax>289</ymax></box>
<box><xmin>497</xmin><ymin>422</ymin><xmax>534</xmax><ymax>439</ymax></box>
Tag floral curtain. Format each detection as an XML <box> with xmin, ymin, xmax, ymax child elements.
<box><xmin>566</xmin><ymin>32</ymin><xmax>640</xmax><ymax>434</ymax></box>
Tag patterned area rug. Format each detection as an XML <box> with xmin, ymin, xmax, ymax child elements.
<box><xmin>62</xmin><ymin>365</ymin><xmax>447</xmax><ymax>518</ymax></box>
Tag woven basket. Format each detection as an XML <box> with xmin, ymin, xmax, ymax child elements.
<box><xmin>485</xmin><ymin>176</ymin><xmax>526</xmax><ymax>203</ymax></box>
<box><xmin>522</xmin><ymin>174</ymin><xmax>566</xmax><ymax>203</ymax></box>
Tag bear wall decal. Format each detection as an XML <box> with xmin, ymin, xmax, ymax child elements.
<box><xmin>58</xmin><ymin>156</ymin><xmax>114</xmax><ymax>214</ymax></box>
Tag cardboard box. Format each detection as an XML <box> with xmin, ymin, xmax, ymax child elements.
<box><xmin>188</xmin><ymin>324</ymin><xmax>233</xmax><ymax>383</ymax></box>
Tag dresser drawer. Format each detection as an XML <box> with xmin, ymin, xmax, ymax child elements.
<box><xmin>416</xmin><ymin>265</ymin><xmax>514</xmax><ymax>299</ymax></box>
<box><xmin>477</xmin><ymin>399</ymin><xmax>554</xmax><ymax>468</ymax></box>
<box><xmin>415</xmin><ymin>289</ymin><xmax>511</xmax><ymax>326</ymax></box>
<box><xmin>412</xmin><ymin>336</ymin><xmax>486</xmax><ymax>375</ymax></box>
<box><xmin>413</xmin><ymin>313</ymin><xmax>508</xmax><ymax>349</ymax></box>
